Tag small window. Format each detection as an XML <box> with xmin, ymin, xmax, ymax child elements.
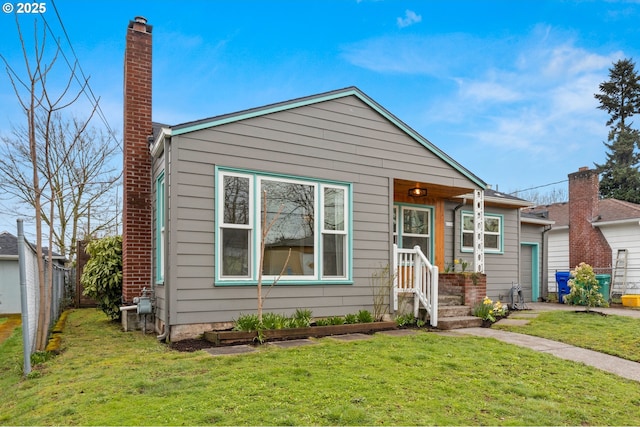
<box><xmin>461</xmin><ymin>212</ymin><xmax>502</xmax><ymax>253</ymax></box>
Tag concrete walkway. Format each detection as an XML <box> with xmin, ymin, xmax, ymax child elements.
<box><xmin>450</xmin><ymin>302</ymin><xmax>640</xmax><ymax>382</ymax></box>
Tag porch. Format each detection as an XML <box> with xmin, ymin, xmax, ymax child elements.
<box><xmin>393</xmin><ymin>244</ymin><xmax>486</xmax><ymax>329</ymax></box>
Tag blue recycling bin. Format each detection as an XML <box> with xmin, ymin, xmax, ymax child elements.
<box><xmin>555</xmin><ymin>271</ymin><xmax>572</xmax><ymax>303</ymax></box>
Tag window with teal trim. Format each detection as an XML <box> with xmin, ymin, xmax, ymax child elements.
<box><xmin>217</xmin><ymin>169</ymin><xmax>350</xmax><ymax>283</ymax></box>
<box><xmin>393</xmin><ymin>205</ymin><xmax>433</xmax><ymax>258</ymax></box>
<box><xmin>461</xmin><ymin>212</ymin><xmax>502</xmax><ymax>253</ymax></box>
<box><xmin>156</xmin><ymin>173</ymin><xmax>165</xmax><ymax>283</ymax></box>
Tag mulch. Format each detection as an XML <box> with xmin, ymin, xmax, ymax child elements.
<box><xmin>169</xmin><ymin>338</ymin><xmax>218</xmax><ymax>352</ymax></box>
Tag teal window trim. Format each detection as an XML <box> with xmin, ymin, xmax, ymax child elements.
<box><xmin>393</xmin><ymin>203</ymin><xmax>435</xmax><ymax>259</ymax></box>
<box><xmin>215</xmin><ymin>166</ymin><xmax>353</xmax><ymax>285</ymax></box>
<box><xmin>461</xmin><ymin>211</ymin><xmax>504</xmax><ymax>254</ymax></box>
<box><xmin>155</xmin><ymin>172</ymin><xmax>165</xmax><ymax>284</ymax></box>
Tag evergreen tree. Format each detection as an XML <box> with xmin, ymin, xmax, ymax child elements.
<box><xmin>594</xmin><ymin>59</ymin><xmax>640</xmax><ymax>203</ymax></box>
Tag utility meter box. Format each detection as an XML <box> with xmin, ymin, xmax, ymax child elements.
<box><xmin>136</xmin><ymin>297</ymin><xmax>153</xmax><ymax>314</ymax></box>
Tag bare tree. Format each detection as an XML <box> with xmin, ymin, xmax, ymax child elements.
<box><xmin>511</xmin><ymin>187</ymin><xmax>568</xmax><ymax>205</ymax></box>
<box><xmin>0</xmin><ymin>17</ymin><xmax>91</xmax><ymax>350</ymax></box>
<box><xmin>0</xmin><ymin>113</ymin><xmax>120</xmax><ymax>260</ymax></box>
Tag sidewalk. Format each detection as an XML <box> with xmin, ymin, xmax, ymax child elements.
<box><xmin>449</xmin><ymin>302</ymin><xmax>640</xmax><ymax>382</ymax></box>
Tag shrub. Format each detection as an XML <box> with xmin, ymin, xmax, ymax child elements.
<box><xmin>344</xmin><ymin>313</ymin><xmax>358</xmax><ymax>324</ymax></box>
<box><xmin>564</xmin><ymin>262</ymin><xmax>608</xmax><ymax>310</ymax></box>
<box><xmin>233</xmin><ymin>313</ymin><xmax>260</xmax><ymax>331</ymax></box>
<box><xmin>290</xmin><ymin>308</ymin><xmax>312</xmax><ymax>328</ymax></box>
<box><xmin>81</xmin><ymin>235</ymin><xmax>123</xmax><ymax>320</ymax></box>
<box><xmin>356</xmin><ymin>310</ymin><xmax>373</xmax><ymax>324</ymax></box>
<box><xmin>395</xmin><ymin>313</ymin><xmax>417</xmax><ymax>327</ymax></box>
<box><xmin>473</xmin><ymin>296</ymin><xmax>508</xmax><ymax>323</ymax></box>
<box><xmin>261</xmin><ymin>312</ymin><xmax>288</xmax><ymax>330</ymax></box>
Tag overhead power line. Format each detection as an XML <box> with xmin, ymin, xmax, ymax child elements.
<box><xmin>38</xmin><ymin>0</ymin><xmax>122</xmax><ymax>152</ymax></box>
<box><xmin>508</xmin><ymin>179</ymin><xmax>569</xmax><ymax>195</ymax></box>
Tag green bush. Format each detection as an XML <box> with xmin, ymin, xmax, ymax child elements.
<box><xmin>564</xmin><ymin>263</ymin><xmax>608</xmax><ymax>310</ymax></box>
<box><xmin>356</xmin><ymin>309</ymin><xmax>373</xmax><ymax>323</ymax></box>
<box><xmin>233</xmin><ymin>313</ymin><xmax>260</xmax><ymax>331</ymax></box>
<box><xmin>344</xmin><ymin>313</ymin><xmax>358</xmax><ymax>324</ymax></box>
<box><xmin>290</xmin><ymin>308</ymin><xmax>312</xmax><ymax>328</ymax></box>
<box><xmin>81</xmin><ymin>236</ymin><xmax>123</xmax><ymax>320</ymax></box>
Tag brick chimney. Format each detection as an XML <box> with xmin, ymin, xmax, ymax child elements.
<box><xmin>568</xmin><ymin>167</ymin><xmax>611</xmax><ymax>271</ymax></box>
<box><xmin>122</xmin><ymin>16</ymin><xmax>153</xmax><ymax>303</ymax></box>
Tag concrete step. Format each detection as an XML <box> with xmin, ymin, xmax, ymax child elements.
<box><xmin>438</xmin><ymin>294</ymin><xmax>464</xmax><ymax>306</ymax></box>
<box><xmin>435</xmin><ymin>316</ymin><xmax>483</xmax><ymax>330</ymax></box>
<box><xmin>438</xmin><ymin>305</ymin><xmax>473</xmax><ymax>318</ymax></box>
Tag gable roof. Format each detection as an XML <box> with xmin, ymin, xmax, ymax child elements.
<box><xmin>524</xmin><ymin>198</ymin><xmax>640</xmax><ymax>228</ymax></box>
<box><xmin>0</xmin><ymin>231</ymin><xmax>66</xmax><ymax>261</ymax></box>
<box><xmin>155</xmin><ymin>86</ymin><xmax>486</xmax><ymax>189</ymax></box>
<box><xmin>0</xmin><ymin>231</ymin><xmax>18</xmax><ymax>257</ymax></box>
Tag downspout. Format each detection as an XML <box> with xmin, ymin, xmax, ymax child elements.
<box><xmin>156</xmin><ymin>135</ymin><xmax>171</xmax><ymax>341</ymax></box>
<box><xmin>541</xmin><ymin>224</ymin><xmax>552</xmax><ymax>300</ymax></box>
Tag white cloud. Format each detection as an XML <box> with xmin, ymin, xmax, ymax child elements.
<box><xmin>397</xmin><ymin>10</ymin><xmax>422</xmax><ymax>28</ymax></box>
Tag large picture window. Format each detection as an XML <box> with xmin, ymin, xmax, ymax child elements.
<box><xmin>461</xmin><ymin>212</ymin><xmax>503</xmax><ymax>253</ymax></box>
<box><xmin>217</xmin><ymin>168</ymin><xmax>351</xmax><ymax>283</ymax></box>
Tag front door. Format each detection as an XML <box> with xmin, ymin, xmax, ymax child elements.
<box><xmin>520</xmin><ymin>243</ymin><xmax>540</xmax><ymax>302</ymax></box>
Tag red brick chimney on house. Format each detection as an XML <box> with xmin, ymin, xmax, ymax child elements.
<box><xmin>568</xmin><ymin>167</ymin><xmax>611</xmax><ymax>272</ymax></box>
<box><xmin>122</xmin><ymin>16</ymin><xmax>153</xmax><ymax>303</ymax></box>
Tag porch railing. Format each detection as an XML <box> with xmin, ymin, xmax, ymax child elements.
<box><xmin>393</xmin><ymin>244</ymin><xmax>438</xmax><ymax>327</ymax></box>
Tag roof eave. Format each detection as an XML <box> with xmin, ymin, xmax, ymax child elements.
<box><xmin>167</xmin><ymin>87</ymin><xmax>486</xmax><ymax>189</ymax></box>
<box><xmin>521</xmin><ymin>217</ymin><xmax>555</xmax><ymax>226</ymax></box>
<box><xmin>593</xmin><ymin>218</ymin><xmax>640</xmax><ymax>227</ymax></box>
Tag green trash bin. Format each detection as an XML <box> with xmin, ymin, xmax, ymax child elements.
<box><xmin>595</xmin><ymin>274</ymin><xmax>611</xmax><ymax>302</ymax></box>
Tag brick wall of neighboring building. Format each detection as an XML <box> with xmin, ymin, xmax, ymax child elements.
<box><xmin>568</xmin><ymin>167</ymin><xmax>611</xmax><ymax>271</ymax></box>
<box><xmin>122</xmin><ymin>17</ymin><xmax>153</xmax><ymax>303</ymax></box>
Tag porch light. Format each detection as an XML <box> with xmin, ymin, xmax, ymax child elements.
<box><xmin>408</xmin><ymin>186</ymin><xmax>427</xmax><ymax>197</ymax></box>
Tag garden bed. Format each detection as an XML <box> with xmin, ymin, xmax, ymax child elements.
<box><xmin>203</xmin><ymin>321</ymin><xmax>398</xmax><ymax>346</ymax></box>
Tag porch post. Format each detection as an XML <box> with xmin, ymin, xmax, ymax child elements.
<box><xmin>473</xmin><ymin>189</ymin><xmax>485</xmax><ymax>273</ymax></box>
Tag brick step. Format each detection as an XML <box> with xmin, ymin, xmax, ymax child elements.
<box><xmin>435</xmin><ymin>316</ymin><xmax>483</xmax><ymax>330</ymax></box>
<box><xmin>438</xmin><ymin>304</ymin><xmax>473</xmax><ymax>317</ymax></box>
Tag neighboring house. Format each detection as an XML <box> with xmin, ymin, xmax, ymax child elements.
<box><xmin>0</xmin><ymin>231</ymin><xmax>66</xmax><ymax>314</ymax></box>
<box><xmin>524</xmin><ymin>167</ymin><xmax>640</xmax><ymax>297</ymax></box>
<box><xmin>121</xmin><ymin>17</ymin><xmax>539</xmax><ymax>340</ymax></box>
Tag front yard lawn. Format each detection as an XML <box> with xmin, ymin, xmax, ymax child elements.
<box><xmin>495</xmin><ymin>309</ymin><xmax>640</xmax><ymax>362</ymax></box>
<box><xmin>1</xmin><ymin>309</ymin><xmax>640</xmax><ymax>425</ymax></box>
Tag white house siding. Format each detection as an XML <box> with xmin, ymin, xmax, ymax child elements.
<box><xmin>164</xmin><ymin>95</ymin><xmax>481</xmax><ymax>327</ymax></box>
<box><xmin>598</xmin><ymin>223</ymin><xmax>640</xmax><ymax>291</ymax></box>
<box><xmin>546</xmin><ymin>228</ymin><xmax>569</xmax><ymax>294</ymax></box>
<box><xmin>0</xmin><ymin>259</ymin><xmax>20</xmax><ymax>314</ymax></box>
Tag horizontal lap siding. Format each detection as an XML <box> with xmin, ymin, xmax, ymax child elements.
<box><xmin>452</xmin><ymin>205</ymin><xmax>521</xmax><ymax>302</ymax></box>
<box><xmin>485</xmin><ymin>208</ymin><xmax>520</xmax><ymax>302</ymax></box>
<box><xmin>599</xmin><ymin>224</ymin><xmax>640</xmax><ymax>289</ymax></box>
<box><xmin>169</xmin><ymin>96</ymin><xmax>475</xmax><ymax>325</ymax></box>
<box><xmin>547</xmin><ymin>230</ymin><xmax>569</xmax><ymax>292</ymax></box>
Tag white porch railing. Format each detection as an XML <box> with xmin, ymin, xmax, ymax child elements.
<box><xmin>393</xmin><ymin>244</ymin><xmax>438</xmax><ymax>327</ymax></box>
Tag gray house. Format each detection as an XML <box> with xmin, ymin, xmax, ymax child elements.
<box><xmin>121</xmin><ymin>17</ymin><xmax>537</xmax><ymax>340</ymax></box>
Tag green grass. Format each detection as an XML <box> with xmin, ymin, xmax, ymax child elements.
<box><xmin>1</xmin><ymin>309</ymin><xmax>640</xmax><ymax>425</ymax></box>
<box><xmin>496</xmin><ymin>310</ymin><xmax>640</xmax><ymax>362</ymax></box>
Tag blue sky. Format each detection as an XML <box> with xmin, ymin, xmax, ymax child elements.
<box><xmin>1</xmin><ymin>0</ymin><xmax>640</xmax><ymax>237</ymax></box>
